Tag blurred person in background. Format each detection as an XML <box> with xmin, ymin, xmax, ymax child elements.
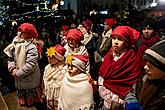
<box><xmin>98</xmin><ymin>18</ymin><xmax>118</xmax><ymax>58</ymax></box>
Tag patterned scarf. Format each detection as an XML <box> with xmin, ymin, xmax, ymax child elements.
<box><xmin>43</xmin><ymin>63</ymin><xmax>67</xmax><ymax>101</ymax></box>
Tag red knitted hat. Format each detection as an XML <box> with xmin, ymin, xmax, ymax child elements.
<box><xmin>112</xmin><ymin>26</ymin><xmax>140</xmax><ymax>47</ymax></box>
<box><xmin>61</xmin><ymin>25</ymin><xmax>70</xmax><ymax>31</ymax></box>
<box><xmin>145</xmin><ymin>40</ymin><xmax>165</xmax><ymax>72</ymax></box>
<box><xmin>66</xmin><ymin>54</ymin><xmax>89</xmax><ymax>72</ymax></box>
<box><xmin>66</xmin><ymin>29</ymin><xmax>84</xmax><ymax>43</ymax></box>
<box><xmin>104</xmin><ymin>18</ymin><xmax>117</xmax><ymax>27</ymax></box>
<box><xmin>54</xmin><ymin>44</ymin><xmax>66</xmax><ymax>56</ymax></box>
<box><xmin>18</xmin><ymin>23</ymin><xmax>38</xmax><ymax>39</ymax></box>
<box><xmin>72</xmin><ymin>54</ymin><xmax>89</xmax><ymax>64</ymax></box>
<box><xmin>46</xmin><ymin>44</ymin><xmax>66</xmax><ymax>60</ymax></box>
<box><xmin>81</xmin><ymin>19</ymin><xmax>93</xmax><ymax>31</ymax></box>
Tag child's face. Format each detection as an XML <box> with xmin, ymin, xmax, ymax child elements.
<box><xmin>48</xmin><ymin>56</ymin><xmax>59</xmax><ymax>65</ymax></box>
<box><xmin>104</xmin><ymin>23</ymin><xmax>111</xmax><ymax>31</ymax></box>
<box><xmin>78</xmin><ymin>25</ymin><xmax>87</xmax><ymax>34</ymax></box>
<box><xmin>17</xmin><ymin>31</ymin><xmax>21</xmax><ymax>37</ymax></box>
<box><xmin>144</xmin><ymin>61</ymin><xmax>165</xmax><ymax>80</ymax></box>
<box><xmin>61</xmin><ymin>36</ymin><xmax>67</xmax><ymax>45</ymax></box>
<box><xmin>19</xmin><ymin>31</ymin><xmax>28</xmax><ymax>39</ymax></box>
<box><xmin>68</xmin><ymin>38</ymin><xmax>77</xmax><ymax>49</ymax></box>
<box><xmin>68</xmin><ymin>64</ymin><xmax>80</xmax><ymax>76</ymax></box>
<box><xmin>112</xmin><ymin>35</ymin><xmax>128</xmax><ymax>52</ymax></box>
<box><xmin>142</xmin><ymin>27</ymin><xmax>154</xmax><ymax>39</ymax></box>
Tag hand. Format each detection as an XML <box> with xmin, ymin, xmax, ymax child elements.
<box><xmin>12</xmin><ymin>69</ymin><xmax>17</xmax><ymax>77</ymax></box>
<box><xmin>87</xmin><ymin>76</ymin><xmax>94</xmax><ymax>85</ymax></box>
<box><xmin>87</xmin><ymin>76</ymin><xmax>98</xmax><ymax>94</ymax></box>
<box><xmin>48</xmin><ymin>100</ymin><xmax>58</xmax><ymax>110</ymax></box>
<box><xmin>125</xmin><ymin>103</ymin><xmax>143</xmax><ymax>110</ymax></box>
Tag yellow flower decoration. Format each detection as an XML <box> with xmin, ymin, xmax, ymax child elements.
<box><xmin>46</xmin><ymin>47</ymin><xmax>56</xmax><ymax>57</ymax></box>
<box><xmin>66</xmin><ymin>55</ymin><xmax>73</xmax><ymax>65</ymax></box>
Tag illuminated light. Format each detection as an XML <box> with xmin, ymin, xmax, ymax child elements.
<box><xmin>150</xmin><ymin>2</ymin><xmax>157</xmax><ymax>7</ymax></box>
<box><xmin>90</xmin><ymin>10</ymin><xmax>98</xmax><ymax>16</ymax></box>
<box><xmin>45</xmin><ymin>1</ymin><xmax>48</xmax><ymax>9</ymax></box>
<box><xmin>12</xmin><ymin>20</ymin><xmax>17</xmax><ymax>26</ymax></box>
<box><xmin>60</xmin><ymin>0</ymin><xmax>64</xmax><ymax>6</ymax></box>
<box><xmin>36</xmin><ymin>5</ymin><xmax>39</xmax><ymax>11</ymax></box>
<box><xmin>150</xmin><ymin>0</ymin><xmax>158</xmax><ymax>7</ymax></box>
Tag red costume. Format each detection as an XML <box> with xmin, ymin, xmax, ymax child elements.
<box><xmin>99</xmin><ymin>26</ymin><xmax>141</xmax><ymax>99</ymax></box>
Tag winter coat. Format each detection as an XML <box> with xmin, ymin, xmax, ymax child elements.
<box><xmin>8</xmin><ymin>41</ymin><xmax>41</xmax><ymax>89</ymax></box>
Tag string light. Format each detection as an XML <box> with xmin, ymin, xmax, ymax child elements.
<box><xmin>0</xmin><ymin>0</ymin><xmax>65</xmax><ymax>27</ymax></box>
<box><xmin>0</xmin><ymin>9</ymin><xmax>59</xmax><ymax>27</ymax></box>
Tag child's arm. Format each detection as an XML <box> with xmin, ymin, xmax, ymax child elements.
<box><xmin>8</xmin><ymin>61</ymin><xmax>16</xmax><ymax>73</ymax></box>
<box><xmin>11</xmin><ymin>69</ymin><xmax>17</xmax><ymax>77</ymax></box>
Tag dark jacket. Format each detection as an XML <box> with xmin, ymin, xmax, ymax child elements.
<box><xmin>125</xmin><ymin>75</ymin><xmax>165</xmax><ymax>110</ymax></box>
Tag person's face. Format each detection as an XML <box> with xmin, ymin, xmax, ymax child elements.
<box><xmin>144</xmin><ymin>61</ymin><xmax>165</xmax><ymax>80</ymax></box>
<box><xmin>142</xmin><ymin>27</ymin><xmax>154</xmax><ymax>39</ymax></box>
<box><xmin>48</xmin><ymin>56</ymin><xmax>59</xmax><ymax>65</ymax></box>
<box><xmin>19</xmin><ymin>31</ymin><xmax>27</xmax><ymax>39</ymax></box>
<box><xmin>78</xmin><ymin>25</ymin><xmax>87</xmax><ymax>34</ymax></box>
<box><xmin>68</xmin><ymin>64</ymin><xmax>80</xmax><ymax>76</ymax></box>
<box><xmin>112</xmin><ymin>35</ymin><xmax>128</xmax><ymax>52</ymax></box>
<box><xmin>68</xmin><ymin>37</ymin><xmax>77</xmax><ymax>49</ymax></box>
<box><xmin>104</xmin><ymin>23</ymin><xmax>111</xmax><ymax>31</ymax></box>
<box><xmin>61</xmin><ymin>36</ymin><xmax>67</xmax><ymax>45</ymax></box>
<box><xmin>17</xmin><ymin>31</ymin><xmax>21</xmax><ymax>37</ymax></box>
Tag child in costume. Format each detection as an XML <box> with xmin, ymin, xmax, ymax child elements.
<box><xmin>78</xmin><ymin>19</ymin><xmax>98</xmax><ymax>80</ymax></box>
<box><xmin>43</xmin><ymin>44</ymin><xmax>67</xmax><ymax>110</ymax></box>
<box><xmin>125</xmin><ymin>40</ymin><xmax>165</xmax><ymax>110</ymax></box>
<box><xmin>64</xmin><ymin>28</ymin><xmax>90</xmax><ymax>74</ymax></box>
<box><xmin>4</xmin><ymin>23</ymin><xmax>42</xmax><ymax>106</ymax></box>
<box><xmin>58</xmin><ymin>54</ymin><xmax>94</xmax><ymax>110</ymax></box>
<box><xmin>98</xmin><ymin>26</ymin><xmax>141</xmax><ymax>110</ymax></box>
<box><xmin>64</xmin><ymin>28</ymin><xmax>88</xmax><ymax>56</ymax></box>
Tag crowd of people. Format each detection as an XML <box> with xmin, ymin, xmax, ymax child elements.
<box><xmin>1</xmin><ymin>14</ymin><xmax>165</xmax><ymax>110</ymax></box>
